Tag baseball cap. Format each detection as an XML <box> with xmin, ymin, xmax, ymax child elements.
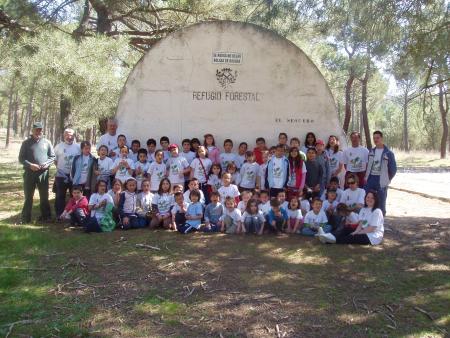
<box><xmin>168</xmin><ymin>144</ymin><xmax>178</xmax><ymax>151</ymax></box>
<box><xmin>32</xmin><ymin>122</ymin><xmax>43</xmax><ymax>129</ymax></box>
<box><xmin>316</xmin><ymin>139</ymin><xmax>325</xmax><ymax>146</ymax></box>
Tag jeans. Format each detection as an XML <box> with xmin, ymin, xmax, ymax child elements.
<box><xmin>54</xmin><ymin>176</ymin><xmax>72</xmax><ymax>218</ymax></box>
<box><xmin>267</xmin><ymin>216</ymin><xmax>285</xmax><ymax>233</ymax></box>
<box><xmin>121</xmin><ymin>213</ymin><xmax>148</xmax><ymax>230</ymax></box>
<box><xmin>22</xmin><ymin>170</ymin><xmax>51</xmax><ymax>222</ymax></box>
<box><xmin>301</xmin><ymin>224</ymin><xmax>332</xmax><ymax>236</ymax></box>
<box><xmin>364</xmin><ymin>175</ymin><xmax>387</xmax><ymax>216</ymax></box>
<box><xmin>243</xmin><ymin>216</ymin><xmax>264</xmax><ymax>234</ymax></box>
<box><xmin>70</xmin><ymin>208</ymin><xmax>86</xmax><ymax>226</ymax></box>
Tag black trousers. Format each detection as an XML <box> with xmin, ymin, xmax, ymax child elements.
<box><xmin>22</xmin><ymin>170</ymin><xmax>51</xmax><ymax>222</ymax></box>
<box><xmin>54</xmin><ymin>176</ymin><xmax>72</xmax><ymax>217</ymax></box>
<box><xmin>336</xmin><ymin>228</ymin><xmax>371</xmax><ymax>245</ymax></box>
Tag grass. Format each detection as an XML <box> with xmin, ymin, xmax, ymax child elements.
<box><xmin>395</xmin><ymin>150</ymin><xmax>450</xmax><ymax>168</ymax></box>
<box><xmin>0</xmin><ymin>148</ymin><xmax>449</xmax><ymax>336</ymax></box>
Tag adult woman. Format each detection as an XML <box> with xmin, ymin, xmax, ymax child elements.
<box><xmin>317</xmin><ymin>191</ymin><xmax>384</xmax><ymax>245</ymax></box>
<box><xmin>326</xmin><ymin>135</ymin><xmax>344</xmax><ymax>186</ymax></box>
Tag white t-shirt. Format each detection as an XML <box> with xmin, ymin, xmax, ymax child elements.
<box><xmin>326</xmin><ymin>149</ymin><xmax>343</xmax><ymax>174</ymax></box>
<box><xmin>97</xmin><ymin>133</ymin><xmax>122</xmax><ymax>160</ymax></box>
<box><xmin>239</xmin><ymin>162</ymin><xmax>260</xmax><ymax>188</ymax></box>
<box><xmin>237</xmin><ymin>201</ymin><xmax>247</xmax><ymax>213</ymax></box>
<box><xmin>89</xmin><ymin>193</ymin><xmax>113</xmax><ymax>220</ymax></box>
<box><xmin>259</xmin><ymin>163</ymin><xmax>268</xmax><ymax>190</ymax></box>
<box><xmin>220</xmin><ymin>152</ymin><xmax>239</xmax><ymax>171</ymax></box>
<box><xmin>171</xmin><ymin>201</ymin><xmax>189</xmax><ymax>215</ymax></box>
<box><xmin>341</xmin><ymin>188</ymin><xmax>366</xmax><ymax>208</ymax></box>
<box><xmin>258</xmin><ymin>200</ymin><xmax>271</xmax><ymax>215</ymax></box>
<box><xmin>128</xmin><ymin>152</ymin><xmax>138</xmax><ymax>162</ymax></box>
<box><xmin>281</xmin><ymin>201</ymin><xmax>289</xmax><ymax>211</ymax></box>
<box><xmin>113</xmin><ymin>157</ymin><xmax>135</xmax><ymax>183</ymax></box>
<box><xmin>183</xmin><ymin>189</ymin><xmax>206</xmax><ymax>205</ymax></box>
<box><xmin>304</xmin><ymin>210</ymin><xmax>328</xmax><ymax>225</ymax></box>
<box><xmin>134</xmin><ymin>161</ymin><xmax>150</xmax><ymax>190</ymax></box>
<box><xmin>322</xmin><ymin>200</ymin><xmax>338</xmax><ymax>213</ymax></box>
<box><xmin>220</xmin><ymin>208</ymin><xmax>242</xmax><ymax>223</ymax></box>
<box><xmin>180</xmin><ymin>151</ymin><xmax>196</xmax><ymax>164</ymax></box>
<box><xmin>54</xmin><ymin>142</ymin><xmax>80</xmax><ymax>176</ymax></box>
<box><xmin>137</xmin><ymin>191</ymin><xmax>153</xmax><ymax>214</ymax></box>
<box><xmin>147</xmin><ymin>162</ymin><xmax>167</xmax><ymax>191</ymax></box>
<box><xmin>271</xmin><ymin>157</ymin><xmax>285</xmax><ymax>188</ymax></box>
<box><xmin>97</xmin><ymin>157</ymin><xmax>114</xmax><ymax>180</ymax></box>
<box><xmin>190</xmin><ymin>158</ymin><xmax>212</xmax><ymax>184</ymax></box>
<box><xmin>345</xmin><ymin>212</ymin><xmax>359</xmax><ymax>225</ymax></box>
<box><xmin>242</xmin><ymin>210</ymin><xmax>265</xmax><ymax>223</ymax></box>
<box><xmin>236</xmin><ymin>154</ymin><xmax>246</xmax><ymax>169</ymax></box>
<box><xmin>321</xmin><ymin>188</ymin><xmax>343</xmax><ymax>203</ymax></box>
<box><xmin>359</xmin><ymin>207</ymin><xmax>384</xmax><ymax>245</ymax></box>
<box><xmin>343</xmin><ymin>146</ymin><xmax>369</xmax><ymax>173</ymax></box>
<box><xmin>287</xmin><ymin>162</ymin><xmax>307</xmax><ymax>188</ymax></box>
<box><xmin>218</xmin><ymin>184</ymin><xmax>240</xmax><ymax>203</ymax></box>
<box><xmin>370</xmin><ymin>148</ymin><xmax>383</xmax><ymax>176</ymax></box>
<box><xmin>166</xmin><ymin>156</ymin><xmax>189</xmax><ymax>185</ymax></box>
<box><xmin>287</xmin><ymin>209</ymin><xmax>302</xmax><ymax>220</ymax></box>
<box><xmin>79</xmin><ymin>155</ymin><xmax>90</xmax><ymax>184</ymax></box>
<box><xmin>207</xmin><ymin>174</ymin><xmax>222</xmax><ymax>191</ymax></box>
<box><xmin>300</xmin><ymin>199</ymin><xmax>311</xmax><ymax>213</ymax></box>
<box><xmin>152</xmin><ymin>193</ymin><xmax>174</xmax><ymax>214</ymax></box>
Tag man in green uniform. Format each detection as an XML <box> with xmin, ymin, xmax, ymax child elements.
<box><xmin>18</xmin><ymin>122</ymin><xmax>55</xmax><ymax>223</ymax></box>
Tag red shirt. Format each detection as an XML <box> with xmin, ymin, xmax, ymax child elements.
<box><xmin>64</xmin><ymin>196</ymin><xmax>89</xmax><ymax>216</ymax></box>
<box><xmin>253</xmin><ymin>147</ymin><xmax>267</xmax><ymax>165</ymax></box>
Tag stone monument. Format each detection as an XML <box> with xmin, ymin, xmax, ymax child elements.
<box><xmin>116</xmin><ymin>21</ymin><xmax>347</xmax><ymax>147</ymax></box>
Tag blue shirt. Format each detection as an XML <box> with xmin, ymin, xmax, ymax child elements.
<box><xmin>267</xmin><ymin>208</ymin><xmax>288</xmax><ymax>224</ymax></box>
<box><xmin>186</xmin><ymin>202</ymin><xmax>203</xmax><ymax>229</ymax></box>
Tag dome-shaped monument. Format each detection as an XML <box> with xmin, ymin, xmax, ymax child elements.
<box><xmin>116</xmin><ymin>21</ymin><xmax>346</xmax><ymax>147</ymax></box>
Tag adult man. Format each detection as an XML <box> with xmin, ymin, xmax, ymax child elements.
<box><xmin>343</xmin><ymin>131</ymin><xmax>369</xmax><ymax>188</ymax></box>
<box><xmin>96</xmin><ymin>118</ymin><xmax>123</xmax><ymax>159</ymax></box>
<box><xmin>18</xmin><ymin>122</ymin><xmax>55</xmax><ymax>223</ymax></box>
<box><xmin>364</xmin><ymin>130</ymin><xmax>397</xmax><ymax>216</ymax></box>
<box><xmin>54</xmin><ymin>128</ymin><xmax>80</xmax><ymax>219</ymax></box>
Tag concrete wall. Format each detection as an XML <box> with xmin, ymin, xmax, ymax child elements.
<box><xmin>116</xmin><ymin>21</ymin><xmax>347</xmax><ymax>149</ymax></box>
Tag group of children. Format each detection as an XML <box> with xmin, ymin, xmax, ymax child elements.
<box><xmin>60</xmin><ymin>132</ymin><xmax>384</xmax><ymax>245</ymax></box>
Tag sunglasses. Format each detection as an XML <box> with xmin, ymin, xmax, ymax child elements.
<box><xmin>347</xmin><ymin>181</ymin><xmax>356</xmax><ymax>184</ymax></box>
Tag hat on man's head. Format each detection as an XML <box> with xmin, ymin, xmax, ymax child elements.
<box><xmin>168</xmin><ymin>144</ymin><xmax>178</xmax><ymax>151</ymax></box>
<box><xmin>32</xmin><ymin>122</ymin><xmax>43</xmax><ymax>129</ymax></box>
<box><xmin>316</xmin><ymin>139</ymin><xmax>325</xmax><ymax>146</ymax></box>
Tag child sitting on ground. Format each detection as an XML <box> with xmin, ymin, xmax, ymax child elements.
<box><xmin>183</xmin><ymin>178</ymin><xmax>206</xmax><ymax>204</ymax></box>
<box><xmin>267</xmin><ymin>198</ymin><xmax>288</xmax><ymax>234</ymax></box>
<box><xmin>220</xmin><ymin>196</ymin><xmax>243</xmax><ymax>234</ymax></box>
<box><xmin>286</xmin><ymin>197</ymin><xmax>303</xmax><ymax>234</ymax></box>
<box><xmin>84</xmin><ymin>180</ymin><xmax>115</xmax><ymax>233</ymax></box>
<box><xmin>118</xmin><ymin>177</ymin><xmax>148</xmax><ymax>230</ymax></box>
<box><xmin>258</xmin><ymin>190</ymin><xmax>271</xmax><ymax>216</ymax></box>
<box><xmin>322</xmin><ymin>189</ymin><xmax>339</xmax><ymax>219</ymax></box>
<box><xmin>150</xmin><ymin>178</ymin><xmax>174</xmax><ymax>230</ymax></box>
<box><xmin>136</xmin><ymin>179</ymin><xmax>153</xmax><ymax>224</ymax></box>
<box><xmin>203</xmin><ymin>191</ymin><xmax>224</xmax><ymax>232</ymax></box>
<box><xmin>321</xmin><ymin>176</ymin><xmax>343</xmax><ymax>202</ymax></box>
<box><xmin>207</xmin><ymin>163</ymin><xmax>222</xmax><ymax>196</ymax></box>
<box><xmin>302</xmin><ymin>198</ymin><xmax>332</xmax><ymax>236</ymax></box>
<box><xmin>277</xmin><ymin>190</ymin><xmax>289</xmax><ymax>211</ymax></box>
<box><xmin>242</xmin><ymin>199</ymin><xmax>265</xmax><ymax>235</ymax></box>
<box><xmin>60</xmin><ymin>185</ymin><xmax>89</xmax><ymax>226</ymax></box>
<box><xmin>171</xmin><ymin>192</ymin><xmax>189</xmax><ymax>232</ymax></box>
<box><xmin>177</xmin><ymin>190</ymin><xmax>203</xmax><ymax>234</ymax></box>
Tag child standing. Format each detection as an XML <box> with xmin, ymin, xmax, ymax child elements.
<box><xmin>253</xmin><ymin>137</ymin><xmax>267</xmax><ymax>165</ymax></box>
<box><xmin>180</xmin><ymin>139</ymin><xmax>196</xmax><ymax>164</ymax></box>
<box><xmin>207</xmin><ymin>163</ymin><xmax>222</xmax><ymax>196</ymax></box>
<box><xmin>218</xmin><ymin>172</ymin><xmax>240</xmax><ymax>205</ymax></box>
<box><xmin>266</xmin><ymin>144</ymin><xmax>289</xmax><ymax>198</ymax></box>
<box><xmin>118</xmin><ymin>178</ymin><xmax>148</xmax><ymax>230</ymax></box>
<box><xmin>259</xmin><ymin>150</ymin><xmax>269</xmax><ymax>191</ymax></box>
<box><xmin>129</xmin><ymin>140</ymin><xmax>141</xmax><ymax>162</ymax></box>
<box><xmin>315</xmin><ymin>139</ymin><xmax>331</xmax><ymax>194</ymax></box>
<box><xmin>203</xmin><ymin>191</ymin><xmax>224</xmax><ymax>232</ymax></box>
<box><xmin>147</xmin><ymin>150</ymin><xmax>166</xmax><ymax>193</ymax></box>
<box><xmin>302</xmin><ymin>198</ymin><xmax>332</xmax><ymax>236</ymax></box>
<box><xmin>286</xmin><ymin>197</ymin><xmax>303</xmax><ymax>233</ymax></box>
<box><xmin>159</xmin><ymin>136</ymin><xmax>171</xmax><ymax>163</ymax></box>
<box><xmin>134</xmin><ymin>149</ymin><xmax>150</xmax><ymax>191</ymax></box>
<box><xmin>204</xmin><ymin>134</ymin><xmax>220</xmax><ymax>165</ymax></box>
<box><xmin>267</xmin><ymin>198</ymin><xmax>288</xmax><ymax>233</ymax></box>
<box><xmin>84</xmin><ymin>180</ymin><xmax>115</xmax><ymax>233</ymax></box>
<box><xmin>111</xmin><ymin>146</ymin><xmax>135</xmax><ymax>184</ymax></box>
<box><xmin>60</xmin><ymin>185</ymin><xmax>89</xmax><ymax>226</ymax></box>
<box><xmin>289</xmin><ymin>137</ymin><xmax>307</xmax><ymax>160</ymax></box>
<box><xmin>305</xmin><ymin>148</ymin><xmax>323</xmax><ymax>199</ymax></box>
<box><xmin>301</xmin><ymin>132</ymin><xmax>317</xmax><ymax>154</ymax></box>
<box><xmin>286</xmin><ymin>147</ymin><xmax>307</xmax><ymax>201</ymax></box>
<box><xmin>71</xmin><ymin>141</ymin><xmax>97</xmax><ymax>199</ymax></box>
<box><xmin>220</xmin><ymin>139</ymin><xmax>238</xmax><ymax>171</ymax></box>
<box><xmin>146</xmin><ymin>138</ymin><xmax>157</xmax><ymax>164</ymax></box>
<box><xmin>236</xmin><ymin>142</ymin><xmax>248</xmax><ymax>169</ymax></box>
<box><xmin>177</xmin><ymin>190</ymin><xmax>203</xmax><ymax>234</ymax></box>
<box><xmin>239</xmin><ymin>151</ymin><xmax>260</xmax><ymax>192</ymax></box>
<box><xmin>220</xmin><ymin>197</ymin><xmax>243</xmax><ymax>234</ymax></box>
<box><xmin>166</xmin><ymin>144</ymin><xmax>190</xmax><ymax>187</ymax></box>
<box><xmin>242</xmin><ymin>199</ymin><xmax>265</xmax><ymax>235</ymax></box>
<box><xmin>226</xmin><ymin>162</ymin><xmax>241</xmax><ymax>186</ymax></box>
<box><xmin>190</xmin><ymin>146</ymin><xmax>212</xmax><ymax>203</ymax></box>
<box><xmin>95</xmin><ymin>145</ymin><xmax>114</xmax><ymax>188</ymax></box>
<box><xmin>321</xmin><ymin>176</ymin><xmax>343</xmax><ymax>202</ymax></box>
<box><xmin>150</xmin><ymin>178</ymin><xmax>174</xmax><ymax>229</ymax></box>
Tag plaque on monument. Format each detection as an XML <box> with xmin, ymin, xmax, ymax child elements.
<box><xmin>116</xmin><ymin>21</ymin><xmax>347</xmax><ymax>147</ymax></box>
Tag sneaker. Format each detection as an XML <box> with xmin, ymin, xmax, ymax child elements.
<box><xmin>316</xmin><ymin>227</ymin><xmax>325</xmax><ymax>235</ymax></box>
<box><xmin>319</xmin><ymin>233</ymin><xmax>336</xmax><ymax>244</ymax></box>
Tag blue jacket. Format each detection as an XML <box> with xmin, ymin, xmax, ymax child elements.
<box><xmin>365</xmin><ymin>145</ymin><xmax>397</xmax><ymax>188</ymax></box>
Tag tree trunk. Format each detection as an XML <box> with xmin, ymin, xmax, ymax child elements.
<box><xmin>402</xmin><ymin>91</ymin><xmax>409</xmax><ymax>152</ymax></box>
<box><xmin>438</xmin><ymin>81</ymin><xmax>448</xmax><ymax>159</ymax></box>
<box><xmin>5</xmin><ymin>76</ymin><xmax>16</xmax><ymax>148</ymax></box>
<box><xmin>59</xmin><ymin>95</ymin><xmax>71</xmax><ymax>142</ymax></box>
<box><xmin>343</xmin><ymin>74</ymin><xmax>355</xmax><ymax>133</ymax></box>
<box><xmin>360</xmin><ymin>63</ymin><xmax>372</xmax><ymax>149</ymax></box>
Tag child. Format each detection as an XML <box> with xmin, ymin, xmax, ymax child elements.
<box><xmin>218</xmin><ymin>172</ymin><xmax>240</xmax><ymax>204</ymax></box>
<box><xmin>183</xmin><ymin>178</ymin><xmax>206</xmax><ymax>204</ymax></box>
<box><xmin>129</xmin><ymin>139</ymin><xmax>141</xmax><ymax>162</ymax></box>
<box><xmin>341</xmin><ymin>174</ymin><xmax>365</xmax><ymax>213</ymax></box>
<box><xmin>299</xmin><ymin>188</ymin><xmax>311</xmax><ymax>215</ymax></box>
<box><xmin>253</xmin><ymin>137</ymin><xmax>268</xmax><ymax>165</ymax></box>
<box><xmin>332</xmin><ymin>203</ymin><xmax>360</xmax><ymax>236</ymax></box>
<box><xmin>166</xmin><ymin>144</ymin><xmax>190</xmax><ymax>186</ymax></box>
<box><xmin>113</xmin><ymin>134</ymin><xmax>127</xmax><ymax>160</ymax></box>
<box><xmin>258</xmin><ymin>190</ymin><xmax>271</xmax><ymax>215</ymax></box>
<box><xmin>203</xmin><ymin>191</ymin><xmax>224</xmax><ymax>232</ymax></box>
<box><xmin>118</xmin><ymin>177</ymin><xmax>148</xmax><ymax>230</ymax></box>
<box><xmin>278</xmin><ymin>132</ymin><xmax>289</xmax><ymax>154</ymax></box>
<box><xmin>239</xmin><ymin>151</ymin><xmax>260</xmax><ymax>192</ymax></box>
<box><xmin>286</xmin><ymin>147</ymin><xmax>307</xmax><ymax>200</ymax></box>
<box><xmin>242</xmin><ymin>199</ymin><xmax>265</xmax><ymax>235</ymax></box>
<box><xmin>302</xmin><ymin>198</ymin><xmax>332</xmax><ymax>236</ymax></box>
<box><xmin>177</xmin><ymin>190</ymin><xmax>203</xmax><ymax>234</ymax></box>
<box><xmin>190</xmin><ymin>138</ymin><xmax>200</xmax><ymax>153</ymax></box>
<box><xmin>172</xmin><ymin>184</ymin><xmax>184</xmax><ymax>194</ymax></box>
<box><xmin>134</xmin><ymin>149</ymin><xmax>150</xmax><ymax>191</ymax></box>
<box><xmin>147</xmin><ymin>150</ymin><xmax>166</xmax><ymax>193</ymax></box>
<box><xmin>321</xmin><ymin>176</ymin><xmax>343</xmax><ymax>203</ymax></box>
<box><xmin>207</xmin><ymin>163</ymin><xmax>222</xmax><ymax>195</ymax></box>
<box><xmin>301</xmin><ymin>132</ymin><xmax>317</xmax><ymax>154</ymax></box>
<box><xmin>150</xmin><ymin>178</ymin><xmax>174</xmax><ymax>229</ymax></box>
<box><xmin>180</xmin><ymin>139</ymin><xmax>196</xmax><ymax>164</ymax></box>
<box><xmin>277</xmin><ymin>190</ymin><xmax>289</xmax><ymax>211</ymax></box>
<box><xmin>60</xmin><ymin>185</ymin><xmax>89</xmax><ymax>226</ymax></box>
<box><xmin>226</xmin><ymin>162</ymin><xmax>241</xmax><ymax>186</ymax></box>
<box><xmin>322</xmin><ymin>189</ymin><xmax>338</xmax><ymax>218</ymax></box>
<box><xmin>159</xmin><ymin>136</ymin><xmax>170</xmax><ymax>163</ymax></box>
<box><xmin>95</xmin><ymin>145</ymin><xmax>114</xmax><ymax>188</ymax></box>
<box><xmin>286</xmin><ymin>197</ymin><xmax>303</xmax><ymax>233</ymax></box>
<box><xmin>220</xmin><ymin>196</ymin><xmax>243</xmax><ymax>234</ymax></box>
<box><xmin>84</xmin><ymin>180</ymin><xmax>115</xmax><ymax>233</ymax></box>
<box><xmin>108</xmin><ymin>178</ymin><xmax>122</xmax><ymax>207</ymax></box>
<box><xmin>266</xmin><ymin>144</ymin><xmax>289</xmax><ymax>198</ymax></box>
<box><xmin>136</xmin><ymin>179</ymin><xmax>153</xmax><ymax>223</ymax></box>
<box><xmin>267</xmin><ymin>198</ymin><xmax>288</xmax><ymax>233</ymax></box>
<box><xmin>305</xmin><ymin>148</ymin><xmax>323</xmax><ymax>199</ymax></box>
<box><xmin>289</xmin><ymin>137</ymin><xmax>306</xmax><ymax>160</ymax></box>
<box><xmin>204</xmin><ymin>133</ymin><xmax>220</xmax><ymax>165</ymax></box>
<box><xmin>111</xmin><ymin>146</ymin><xmax>135</xmax><ymax>184</ymax></box>
<box><xmin>315</xmin><ymin>139</ymin><xmax>331</xmax><ymax>194</ymax></box>
<box><xmin>171</xmin><ymin>192</ymin><xmax>189</xmax><ymax>231</ymax></box>
<box><xmin>146</xmin><ymin>138</ymin><xmax>157</xmax><ymax>164</ymax></box>
<box><xmin>236</xmin><ymin>142</ymin><xmax>248</xmax><ymax>168</ymax></box>
<box><xmin>190</xmin><ymin>146</ymin><xmax>212</xmax><ymax>202</ymax></box>
<box><xmin>237</xmin><ymin>190</ymin><xmax>253</xmax><ymax>213</ymax></box>
<box><xmin>220</xmin><ymin>139</ymin><xmax>238</xmax><ymax>171</ymax></box>
<box><xmin>259</xmin><ymin>150</ymin><xmax>269</xmax><ymax>191</ymax></box>
<box><xmin>71</xmin><ymin>141</ymin><xmax>96</xmax><ymax>199</ymax></box>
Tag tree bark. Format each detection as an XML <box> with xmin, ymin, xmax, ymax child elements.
<box><xmin>360</xmin><ymin>62</ymin><xmax>372</xmax><ymax>149</ymax></box>
<box><xmin>343</xmin><ymin>74</ymin><xmax>355</xmax><ymax>133</ymax></box>
<box><xmin>402</xmin><ymin>91</ymin><xmax>409</xmax><ymax>152</ymax></box>
<box><xmin>5</xmin><ymin>76</ymin><xmax>16</xmax><ymax>148</ymax></box>
<box><xmin>59</xmin><ymin>95</ymin><xmax>71</xmax><ymax>142</ymax></box>
<box><xmin>438</xmin><ymin>81</ymin><xmax>448</xmax><ymax>159</ymax></box>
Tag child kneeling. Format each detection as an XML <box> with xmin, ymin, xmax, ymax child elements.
<box><xmin>220</xmin><ymin>197</ymin><xmax>243</xmax><ymax>234</ymax></box>
<box><xmin>202</xmin><ymin>191</ymin><xmax>224</xmax><ymax>232</ymax></box>
<box><xmin>60</xmin><ymin>185</ymin><xmax>89</xmax><ymax>226</ymax></box>
<box><xmin>242</xmin><ymin>199</ymin><xmax>265</xmax><ymax>235</ymax></box>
